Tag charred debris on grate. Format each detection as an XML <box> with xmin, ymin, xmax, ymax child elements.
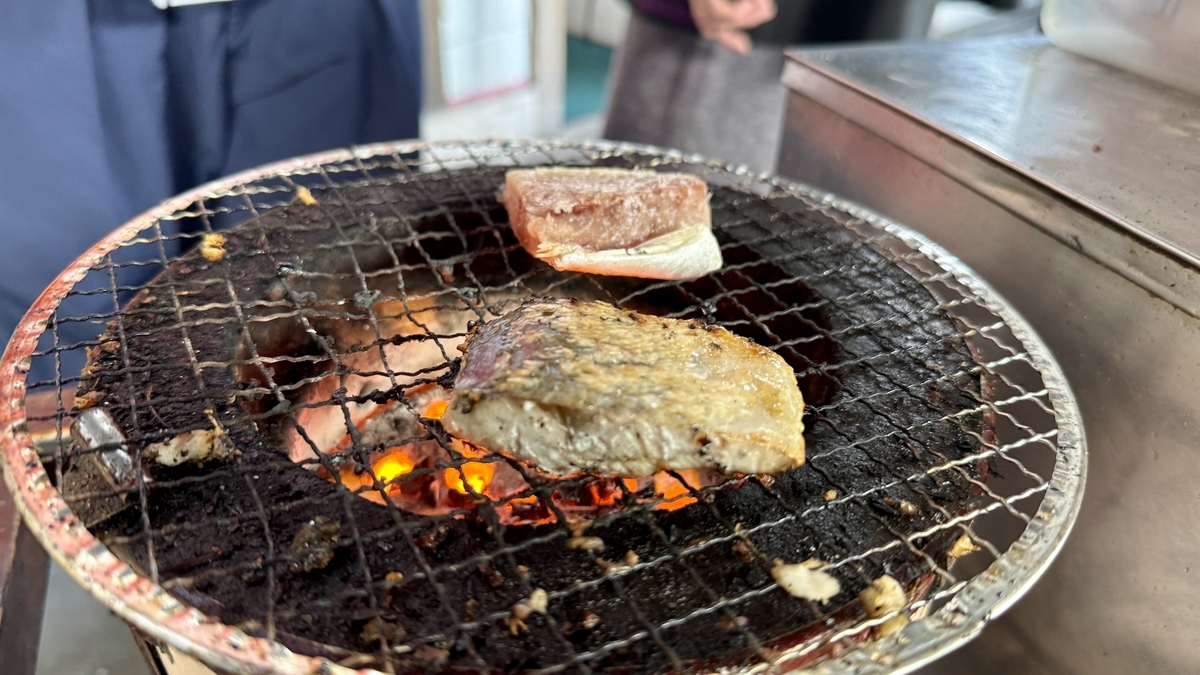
<box><xmin>42</xmin><ymin>156</ymin><xmax>1009</xmax><ymax>673</ymax></box>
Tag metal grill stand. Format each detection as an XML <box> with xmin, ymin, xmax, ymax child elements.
<box><xmin>0</xmin><ymin>141</ymin><xmax>1084</xmax><ymax>675</ymax></box>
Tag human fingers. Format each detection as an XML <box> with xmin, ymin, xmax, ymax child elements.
<box><xmin>705</xmin><ymin>0</ymin><xmax>776</xmax><ymax>29</ymax></box>
<box><xmin>688</xmin><ymin>0</ymin><xmax>728</xmax><ymax>37</ymax></box>
<box><xmin>737</xmin><ymin>0</ymin><xmax>776</xmax><ymax>28</ymax></box>
<box><xmin>688</xmin><ymin>0</ymin><xmax>760</xmax><ymax>53</ymax></box>
<box><xmin>712</xmin><ymin>27</ymin><xmax>752</xmax><ymax>55</ymax></box>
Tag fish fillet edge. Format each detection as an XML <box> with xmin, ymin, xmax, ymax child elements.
<box><xmin>534</xmin><ymin>224</ymin><xmax>722</xmax><ymax>280</ymax></box>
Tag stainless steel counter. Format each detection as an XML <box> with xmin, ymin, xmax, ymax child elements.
<box><xmin>778</xmin><ymin>35</ymin><xmax>1200</xmax><ymax>675</ymax></box>
<box><xmin>782</xmin><ymin>35</ymin><xmax>1200</xmax><ymax>319</ymax></box>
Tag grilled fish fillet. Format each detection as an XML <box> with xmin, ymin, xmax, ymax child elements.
<box><xmin>441</xmin><ymin>298</ymin><xmax>806</xmax><ymax>477</ymax></box>
<box><xmin>501</xmin><ymin>167</ymin><xmax>722</xmax><ymax>280</ymax></box>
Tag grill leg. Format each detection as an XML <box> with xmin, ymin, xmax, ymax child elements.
<box><xmin>0</xmin><ymin>493</ymin><xmax>51</xmax><ymax>675</ymax></box>
<box><xmin>129</xmin><ymin>627</ymin><xmax>228</xmax><ymax>675</ymax></box>
<box><xmin>129</xmin><ymin>626</ymin><xmax>170</xmax><ymax>675</ymax></box>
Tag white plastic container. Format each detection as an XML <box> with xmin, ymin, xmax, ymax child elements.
<box><xmin>1042</xmin><ymin>0</ymin><xmax>1200</xmax><ymax>96</ymax></box>
<box><xmin>438</xmin><ymin>0</ymin><xmax>533</xmax><ymax>105</ymax></box>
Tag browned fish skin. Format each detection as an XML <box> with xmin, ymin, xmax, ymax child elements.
<box><xmin>441</xmin><ymin>298</ymin><xmax>806</xmax><ymax>477</ymax></box>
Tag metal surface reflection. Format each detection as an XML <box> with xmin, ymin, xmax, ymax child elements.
<box><xmin>779</xmin><ymin>36</ymin><xmax>1200</xmax><ymax>675</ymax></box>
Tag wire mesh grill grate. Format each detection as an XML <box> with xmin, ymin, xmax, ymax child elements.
<box><xmin>3</xmin><ymin>140</ymin><xmax>1083</xmax><ymax>675</ymax></box>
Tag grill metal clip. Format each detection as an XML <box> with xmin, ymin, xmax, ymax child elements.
<box><xmin>63</xmin><ymin>407</ymin><xmax>137</xmax><ymax>526</ymax></box>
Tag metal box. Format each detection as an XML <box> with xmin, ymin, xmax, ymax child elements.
<box><xmin>778</xmin><ymin>35</ymin><xmax>1200</xmax><ymax>675</ymax></box>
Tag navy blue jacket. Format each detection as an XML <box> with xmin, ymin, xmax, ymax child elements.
<box><xmin>0</xmin><ymin>0</ymin><xmax>421</xmax><ymax>383</ymax></box>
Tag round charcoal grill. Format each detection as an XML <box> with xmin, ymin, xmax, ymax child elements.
<box><xmin>0</xmin><ymin>140</ymin><xmax>1084</xmax><ymax>675</ymax></box>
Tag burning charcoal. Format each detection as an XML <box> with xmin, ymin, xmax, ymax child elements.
<box><xmin>288</xmin><ymin>516</ymin><xmax>341</xmax><ymax>573</ymax></box>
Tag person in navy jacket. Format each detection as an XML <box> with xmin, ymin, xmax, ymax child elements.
<box><xmin>0</xmin><ymin>0</ymin><xmax>422</xmax><ymax>384</ymax></box>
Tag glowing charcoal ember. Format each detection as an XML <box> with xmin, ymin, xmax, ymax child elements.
<box><xmin>322</xmin><ymin>392</ymin><xmax>728</xmax><ymax>525</ymax></box>
<box><xmin>373</xmin><ymin>453</ymin><xmax>414</xmax><ymax>486</ymax></box>
<box><xmin>653</xmin><ymin>470</ymin><xmax>701</xmax><ymax>511</ymax></box>
<box><xmin>423</xmin><ymin>400</ymin><xmax>449</xmax><ymax>420</ymax></box>
<box><xmin>444</xmin><ymin>459</ymin><xmax>496</xmax><ymax>496</ymax></box>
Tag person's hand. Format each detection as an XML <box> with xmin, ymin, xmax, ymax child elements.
<box><xmin>687</xmin><ymin>0</ymin><xmax>777</xmax><ymax>55</ymax></box>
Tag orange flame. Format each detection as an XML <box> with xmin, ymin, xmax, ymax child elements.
<box><xmin>325</xmin><ymin>394</ymin><xmax>726</xmax><ymax>524</ymax></box>
<box><xmin>446</xmin><ymin>461</ymin><xmax>495</xmax><ymax>495</ymax></box>
<box><xmin>653</xmin><ymin>471</ymin><xmax>701</xmax><ymax>511</ymax></box>
<box><xmin>337</xmin><ymin>449</ymin><xmax>418</xmax><ymax>505</ymax></box>
<box><xmin>374</xmin><ymin>452</ymin><xmax>415</xmax><ymax>485</ymax></box>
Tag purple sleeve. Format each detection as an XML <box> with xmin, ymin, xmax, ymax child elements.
<box><xmin>628</xmin><ymin>0</ymin><xmax>697</xmax><ymax>31</ymax></box>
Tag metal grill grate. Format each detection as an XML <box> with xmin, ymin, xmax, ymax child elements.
<box><xmin>0</xmin><ymin>140</ymin><xmax>1084</xmax><ymax>675</ymax></box>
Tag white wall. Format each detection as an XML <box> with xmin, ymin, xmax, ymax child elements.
<box><xmin>421</xmin><ymin>0</ymin><xmax>568</xmax><ymax>139</ymax></box>
<box><xmin>438</xmin><ymin>0</ymin><xmax>533</xmax><ymax>104</ymax></box>
<box><xmin>566</xmin><ymin>0</ymin><xmax>630</xmax><ymax>47</ymax></box>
